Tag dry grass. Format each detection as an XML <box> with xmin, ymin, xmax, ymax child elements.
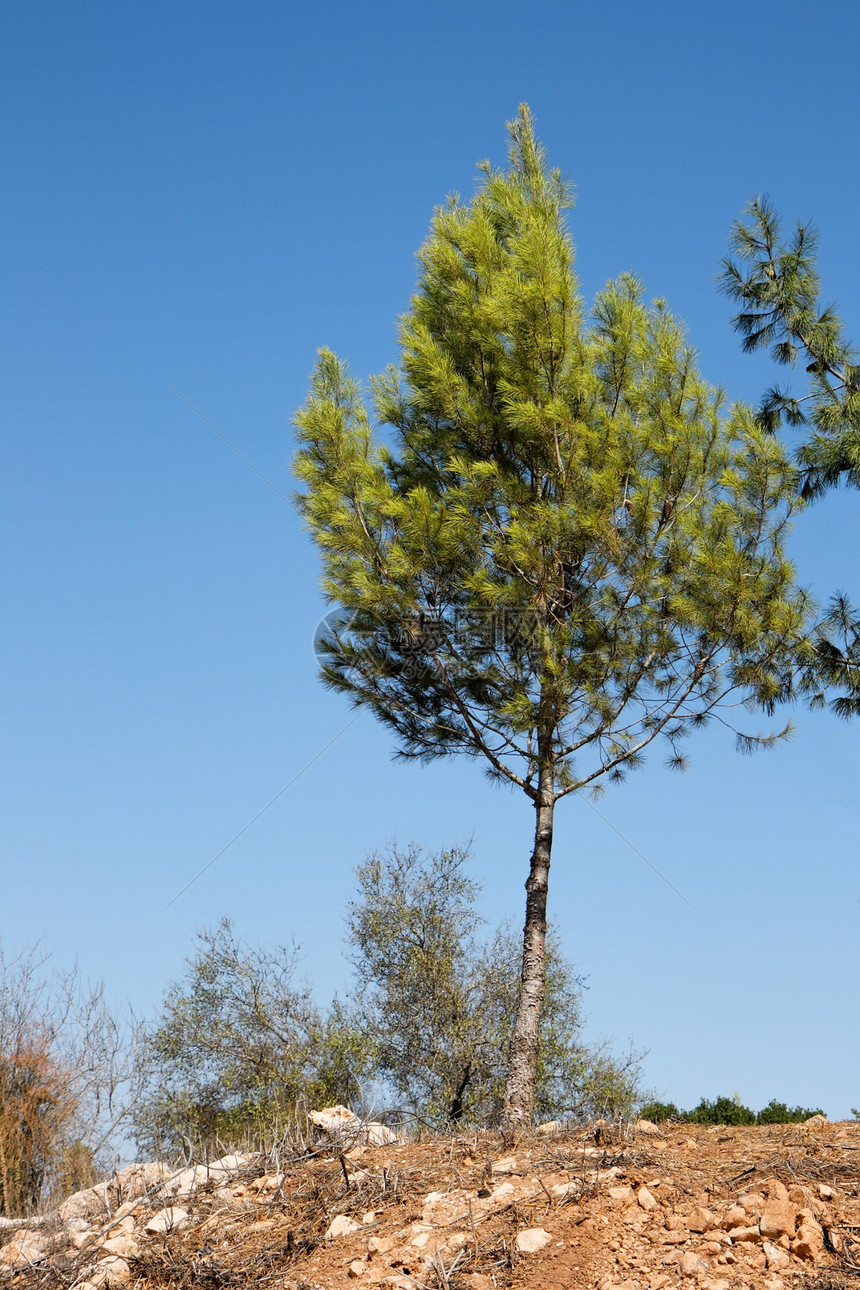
<box><xmin>5</xmin><ymin>1120</ymin><xmax>860</xmax><ymax>1290</ymax></box>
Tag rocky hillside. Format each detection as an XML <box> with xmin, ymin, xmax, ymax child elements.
<box><xmin>1</xmin><ymin>1111</ymin><xmax>858</xmax><ymax>1289</ymax></box>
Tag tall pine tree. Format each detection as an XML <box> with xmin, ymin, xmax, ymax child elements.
<box><xmin>294</xmin><ymin>108</ymin><xmax>810</xmax><ymax>1134</ymax></box>
<box><xmin>720</xmin><ymin>198</ymin><xmax>860</xmax><ymax>717</ymax></box>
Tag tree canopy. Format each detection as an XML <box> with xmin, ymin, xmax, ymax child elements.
<box><xmin>294</xmin><ymin>106</ymin><xmax>812</xmax><ymax>1134</ymax></box>
<box><xmin>719</xmin><ymin>196</ymin><xmax>860</xmax><ymax>499</ymax></box>
<box><xmin>721</xmin><ymin>197</ymin><xmax>860</xmax><ymax>717</ymax></box>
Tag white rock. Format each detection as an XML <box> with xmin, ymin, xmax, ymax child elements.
<box><xmin>368</xmin><ymin>1235</ymin><xmax>395</xmax><ymax>1254</ymax></box>
<box><xmin>309</xmin><ymin>1104</ymin><xmax>399</xmax><ymax>1146</ymax></box>
<box><xmin>491</xmin><ymin>1155</ymin><xmax>521</xmax><ymax>1174</ymax></box>
<box><xmin>762</xmin><ymin>1240</ymin><xmax>790</xmax><ymax>1268</ymax></box>
<box><xmin>58</xmin><ymin>1162</ymin><xmax>172</xmax><ymax>1225</ymax></box>
<box><xmin>516</xmin><ymin>1227</ymin><xmax>552</xmax><ymax>1254</ymax></box>
<box><xmin>145</xmin><ymin>1206</ymin><xmax>190</xmax><ymax>1234</ymax></box>
<box><xmin>536</xmin><ymin>1120</ymin><xmax>562</xmax><ymax>1136</ymax></box>
<box><xmin>0</xmin><ymin>1230</ymin><xmax>50</xmax><ymax>1269</ymax></box>
<box><xmin>363</xmin><ymin>1120</ymin><xmax>399</xmax><ymax>1146</ymax></box>
<box><xmin>90</xmin><ymin>1255</ymin><xmax>132</xmax><ymax>1287</ymax></box>
<box><xmin>309</xmin><ymin>1104</ymin><xmax>357</xmax><ymax>1134</ymax></box>
<box><xmin>100</xmin><ymin>1235</ymin><xmax>139</xmax><ymax>1258</ymax></box>
<box><xmin>66</xmin><ymin>1217</ymin><xmax>93</xmax><ymax>1250</ymax></box>
<box><xmin>166</xmin><ymin>1154</ymin><xmax>252</xmax><ymax>1199</ymax></box>
<box><xmin>635</xmin><ymin>1118</ymin><xmax>662</xmax><ymax>1135</ymax></box>
<box><xmin>326</xmin><ymin>1214</ymin><xmax>362</xmax><ymax>1239</ymax></box>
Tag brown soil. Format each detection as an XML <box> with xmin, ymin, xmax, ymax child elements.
<box><xmin>4</xmin><ymin>1119</ymin><xmax>860</xmax><ymax>1290</ymax></box>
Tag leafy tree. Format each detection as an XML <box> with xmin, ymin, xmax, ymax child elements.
<box><xmin>132</xmin><ymin>920</ymin><xmax>365</xmax><ymax>1158</ymax></box>
<box><xmin>720</xmin><ymin>198</ymin><xmax>860</xmax><ymax>717</ymax></box>
<box><xmin>345</xmin><ymin>842</ymin><xmax>484</xmax><ymax>1122</ymax></box>
<box><xmin>294</xmin><ymin>106</ymin><xmax>811</xmax><ymax>1135</ymax></box>
<box><xmin>756</xmin><ymin>1098</ymin><xmax>824</xmax><ymax>1124</ymax></box>
<box><xmin>686</xmin><ymin>1095</ymin><xmax>756</xmax><ymax>1126</ymax></box>
<box><xmin>346</xmin><ymin>842</ymin><xmax>641</xmax><ymax>1125</ymax></box>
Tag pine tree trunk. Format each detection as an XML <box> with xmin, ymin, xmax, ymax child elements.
<box><xmin>500</xmin><ymin>765</ymin><xmax>555</xmax><ymax>1140</ymax></box>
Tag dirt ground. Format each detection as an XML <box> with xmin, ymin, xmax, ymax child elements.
<box><xmin>3</xmin><ymin>1118</ymin><xmax>859</xmax><ymax>1290</ymax></box>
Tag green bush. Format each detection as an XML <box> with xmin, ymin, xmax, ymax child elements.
<box><xmin>639</xmin><ymin>1101</ymin><xmax>680</xmax><ymax>1123</ymax></box>
<box><xmin>131</xmin><ymin>919</ymin><xmax>368</xmax><ymax>1159</ymax></box>
<box><xmin>653</xmin><ymin>1095</ymin><xmax>827</xmax><ymax>1127</ymax></box>
<box><xmin>135</xmin><ymin>845</ymin><xmax>645</xmax><ymax>1155</ymax></box>
<box><xmin>686</xmin><ymin>1095</ymin><xmax>756</xmax><ymax>1125</ymax></box>
<box><xmin>756</xmin><ymin>1099</ymin><xmax>824</xmax><ymax>1124</ymax></box>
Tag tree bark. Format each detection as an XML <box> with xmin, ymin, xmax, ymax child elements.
<box><xmin>500</xmin><ymin>763</ymin><xmax>555</xmax><ymax>1140</ymax></box>
<box><xmin>448</xmin><ymin>1061</ymin><xmax>472</xmax><ymax>1121</ymax></box>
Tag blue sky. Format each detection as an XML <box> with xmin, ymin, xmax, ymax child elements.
<box><xmin>2</xmin><ymin>0</ymin><xmax>858</xmax><ymax>1119</ymax></box>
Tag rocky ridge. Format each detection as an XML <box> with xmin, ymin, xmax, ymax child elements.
<box><xmin>1</xmin><ymin>1112</ymin><xmax>858</xmax><ymax>1289</ymax></box>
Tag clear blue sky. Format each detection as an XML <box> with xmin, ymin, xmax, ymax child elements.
<box><xmin>2</xmin><ymin>0</ymin><xmax>858</xmax><ymax>1119</ymax></box>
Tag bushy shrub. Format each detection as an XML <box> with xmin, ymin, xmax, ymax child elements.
<box><xmin>653</xmin><ymin>1095</ymin><xmax>827</xmax><ymax>1127</ymax></box>
<box><xmin>686</xmin><ymin>1095</ymin><xmax>756</xmax><ymax>1125</ymax></box>
<box><xmin>135</xmin><ymin>845</ymin><xmax>645</xmax><ymax>1154</ymax></box>
<box><xmin>756</xmin><ymin>1099</ymin><xmax>824</xmax><ymax>1124</ymax></box>
<box><xmin>132</xmin><ymin>920</ymin><xmax>369</xmax><ymax>1159</ymax></box>
<box><xmin>346</xmin><ymin>843</ymin><xmax>643</xmax><ymax>1126</ymax></box>
<box><xmin>639</xmin><ymin>1101</ymin><xmax>680</xmax><ymax>1122</ymax></box>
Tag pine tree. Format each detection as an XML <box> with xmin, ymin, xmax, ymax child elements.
<box><xmin>720</xmin><ymin>198</ymin><xmax>860</xmax><ymax>717</ymax></box>
<box><xmin>294</xmin><ymin>107</ymin><xmax>810</xmax><ymax>1135</ymax></box>
<box><xmin>719</xmin><ymin>196</ymin><xmax>859</xmax><ymax>498</ymax></box>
